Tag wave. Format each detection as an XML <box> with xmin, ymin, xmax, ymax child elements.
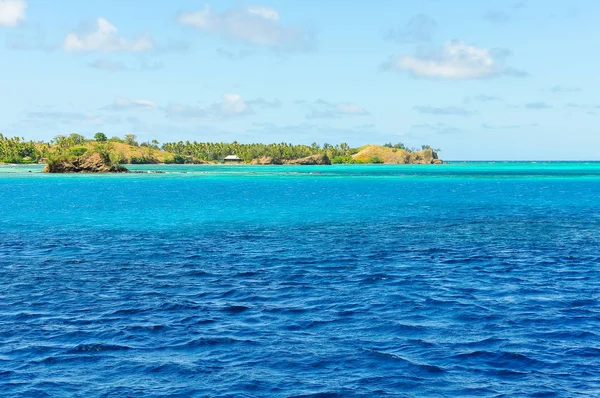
<box><xmin>68</xmin><ymin>343</ymin><xmax>131</xmax><ymax>353</ymax></box>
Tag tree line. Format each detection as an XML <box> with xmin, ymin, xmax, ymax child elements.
<box><xmin>1</xmin><ymin>132</ymin><xmax>438</xmax><ymax>164</ymax></box>
<box><xmin>160</xmin><ymin>141</ymin><xmax>356</xmax><ymax>163</ymax></box>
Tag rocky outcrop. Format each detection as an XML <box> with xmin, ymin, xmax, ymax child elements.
<box><xmin>249</xmin><ymin>156</ymin><xmax>283</xmax><ymax>165</ymax></box>
<box><xmin>431</xmin><ymin>159</ymin><xmax>443</xmax><ymax>164</ymax></box>
<box><xmin>352</xmin><ymin>145</ymin><xmax>443</xmax><ymax>164</ymax></box>
<box><xmin>43</xmin><ymin>153</ymin><xmax>128</xmax><ymax>173</ymax></box>
<box><xmin>285</xmin><ymin>154</ymin><xmax>331</xmax><ymax>165</ymax></box>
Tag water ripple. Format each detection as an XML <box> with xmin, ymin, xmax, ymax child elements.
<box><xmin>1</xmin><ymin>166</ymin><xmax>599</xmax><ymax>396</ymax></box>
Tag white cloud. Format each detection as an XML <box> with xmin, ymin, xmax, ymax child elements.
<box><xmin>550</xmin><ymin>85</ymin><xmax>581</xmax><ymax>93</ymax></box>
<box><xmin>107</xmin><ymin>97</ymin><xmax>156</xmax><ymax>111</ymax></box>
<box><xmin>26</xmin><ymin>110</ymin><xmax>121</xmax><ymax>126</ymax></box>
<box><xmin>305</xmin><ymin>100</ymin><xmax>369</xmax><ymax>119</ymax></box>
<box><xmin>247</xmin><ymin>98</ymin><xmax>282</xmax><ymax>108</ymax></box>
<box><xmin>413</xmin><ymin>105</ymin><xmax>474</xmax><ymax>116</ymax></box>
<box><xmin>63</xmin><ymin>17</ymin><xmax>153</xmax><ymax>52</ymax></box>
<box><xmin>165</xmin><ymin>94</ymin><xmax>254</xmax><ymax>121</ymax></box>
<box><xmin>0</xmin><ymin>0</ymin><xmax>26</xmax><ymax>27</ymax></box>
<box><xmin>388</xmin><ymin>40</ymin><xmax>526</xmax><ymax>79</ymax></box>
<box><xmin>337</xmin><ymin>103</ymin><xmax>368</xmax><ymax>115</ymax></box>
<box><xmin>221</xmin><ymin>93</ymin><xmax>251</xmax><ymax>116</ymax></box>
<box><xmin>247</xmin><ymin>6</ymin><xmax>279</xmax><ymax>21</ymax></box>
<box><xmin>178</xmin><ymin>5</ymin><xmax>311</xmax><ymax>51</ymax></box>
<box><xmin>89</xmin><ymin>59</ymin><xmax>128</xmax><ymax>72</ymax></box>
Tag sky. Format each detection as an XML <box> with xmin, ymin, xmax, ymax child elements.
<box><xmin>0</xmin><ymin>0</ymin><xmax>599</xmax><ymax>160</ymax></box>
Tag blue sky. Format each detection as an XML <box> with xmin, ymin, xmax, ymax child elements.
<box><xmin>0</xmin><ymin>0</ymin><xmax>598</xmax><ymax>160</ymax></box>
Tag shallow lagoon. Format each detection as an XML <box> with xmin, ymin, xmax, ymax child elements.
<box><xmin>1</xmin><ymin>163</ymin><xmax>599</xmax><ymax>396</ymax></box>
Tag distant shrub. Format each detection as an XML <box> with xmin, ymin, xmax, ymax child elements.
<box><xmin>129</xmin><ymin>155</ymin><xmax>159</xmax><ymax>164</ymax></box>
<box><xmin>165</xmin><ymin>154</ymin><xmax>187</xmax><ymax>164</ymax></box>
<box><xmin>112</xmin><ymin>152</ymin><xmax>127</xmax><ymax>164</ymax></box>
<box><xmin>69</xmin><ymin>147</ymin><xmax>88</xmax><ymax>157</ymax></box>
<box><xmin>94</xmin><ymin>132</ymin><xmax>107</xmax><ymax>142</ymax></box>
<box><xmin>331</xmin><ymin>155</ymin><xmax>356</xmax><ymax>164</ymax></box>
<box><xmin>124</xmin><ymin>134</ymin><xmax>139</xmax><ymax>147</ymax></box>
<box><xmin>368</xmin><ymin>156</ymin><xmax>384</xmax><ymax>164</ymax></box>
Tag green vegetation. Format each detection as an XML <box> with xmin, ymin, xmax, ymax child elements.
<box><xmin>1</xmin><ymin>133</ymin><xmax>441</xmax><ymax>166</ymax></box>
<box><xmin>0</xmin><ymin>134</ymin><xmax>44</xmax><ymax>164</ymax></box>
<box><xmin>160</xmin><ymin>141</ymin><xmax>360</xmax><ymax>163</ymax></box>
<box><xmin>331</xmin><ymin>155</ymin><xmax>361</xmax><ymax>164</ymax></box>
<box><xmin>94</xmin><ymin>132</ymin><xmax>108</xmax><ymax>142</ymax></box>
<box><xmin>43</xmin><ymin>140</ymin><xmax>128</xmax><ymax>173</ymax></box>
<box><xmin>69</xmin><ymin>147</ymin><xmax>88</xmax><ymax>157</ymax></box>
<box><xmin>368</xmin><ymin>156</ymin><xmax>384</xmax><ymax>164</ymax></box>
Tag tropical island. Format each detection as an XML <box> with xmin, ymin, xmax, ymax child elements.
<box><xmin>0</xmin><ymin>132</ymin><xmax>443</xmax><ymax>173</ymax></box>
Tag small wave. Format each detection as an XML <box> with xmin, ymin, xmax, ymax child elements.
<box><xmin>454</xmin><ymin>337</ymin><xmax>506</xmax><ymax>348</ymax></box>
<box><xmin>366</xmin><ymin>349</ymin><xmax>445</xmax><ymax>373</ymax></box>
<box><xmin>172</xmin><ymin>337</ymin><xmax>255</xmax><ymax>349</ymax></box>
<box><xmin>110</xmin><ymin>308</ymin><xmax>150</xmax><ymax>316</ymax></box>
<box><xmin>160</xmin><ymin>302</ymin><xmax>202</xmax><ymax>311</ymax></box>
<box><xmin>13</xmin><ymin>312</ymin><xmax>48</xmax><ymax>320</ymax></box>
<box><xmin>567</xmin><ymin>298</ymin><xmax>597</xmax><ymax>307</ymax></box>
<box><xmin>18</xmin><ymin>388</ymin><xmax>52</xmax><ymax>398</ymax></box>
<box><xmin>222</xmin><ymin>305</ymin><xmax>250</xmax><ymax>313</ymax></box>
<box><xmin>123</xmin><ymin>324</ymin><xmax>167</xmax><ymax>333</ymax></box>
<box><xmin>68</xmin><ymin>343</ymin><xmax>131</xmax><ymax>353</ymax></box>
<box><xmin>564</xmin><ymin>347</ymin><xmax>600</xmax><ymax>357</ymax></box>
<box><xmin>452</xmin><ymin>350</ymin><xmax>547</xmax><ymax>368</ymax></box>
<box><xmin>533</xmin><ymin>330</ymin><xmax>599</xmax><ymax>339</ymax></box>
<box><xmin>488</xmin><ymin>368</ymin><xmax>530</xmax><ymax>377</ymax></box>
<box><xmin>184</xmin><ymin>270</ymin><xmax>211</xmax><ymax>277</ymax></box>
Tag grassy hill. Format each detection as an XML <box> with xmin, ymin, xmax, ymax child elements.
<box><xmin>101</xmin><ymin>142</ymin><xmax>174</xmax><ymax>163</ymax></box>
<box><xmin>351</xmin><ymin>145</ymin><xmax>440</xmax><ymax>164</ymax></box>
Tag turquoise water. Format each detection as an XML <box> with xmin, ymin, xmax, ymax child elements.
<box><xmin>1</xmin><ymin>163</ymin><xmax>599</xmax><ymax>396</ymax></box>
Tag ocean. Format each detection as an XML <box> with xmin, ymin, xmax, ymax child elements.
<box><xmin>1</xmin><ymin>163</ymin><xmax>599</xmax><ymax>397</ymax></box>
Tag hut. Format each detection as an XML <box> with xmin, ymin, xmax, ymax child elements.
<box><xmin>223</xmin><ymin>154</ymin><xmax>243</xmax><ymax>163</ymax></box>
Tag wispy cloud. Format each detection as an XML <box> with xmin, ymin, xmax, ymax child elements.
<box><xmin>564</xmin><ymin>103</ymin><xmax>586</xmax><ymax>109</ymax></box>
<box><xmin>88</xmin><ymin>59</ymin><xmax>128</xmax><ymax>72</ymax></box>
<box><xmin>413</xmin><ymin>105</ymin><xmax>474</xmax><ymax>116</ymax></box>
<box><xmin>246</xmin><ymin>98</ymin><xmax>283</xmax><ymax>109</ymax></box>
<box><xmin>104</xmin><ymin>97</ymin><xmax>156</xmax><ymax>111</ymax></box>
<box><xmin>503</xmin><ymin>67</ymin><xmax>530</xmax><ymax>78</ymax></box>
<box><xmin>385</xmin><ymin>40</ymin><xmax>526</xmax><ymax>79</ymax></box>
<box><xmin>483</xmin><ymin>10</ymin><xmax>510</xmax><ymax>23</ymax></box>
<box><xmin>165</xmin><ymin>94</ymin><xmax>254</xmax><ymax>121</ymax></box>
<box><xmin>525</xmin><ymin>102</ymin><xmax>552</xmax><ymax>109</ymax></box>
<box><xmin>411</xmin><ymin>123</ymin><xmax>464</xmax><ymax>134</ymax></box>
<box><xmin>25</xmin><ymin>110</ymin><xmax>121</xmax><ymax>126</ymax></box>
<box><xmin>550</xmin><ymin>85</ymin><xmax>581</xmax><ymax>93</ymax></box>
<box><xmin>6</xmin><ymin>23</ymin><xmax>55</xmax><ymax>51</ymax></box>
<box><xmin>216</xmin><ymin>47</ymin><xmax>255</xmax><ymax>60</ymax></box>
<box><xmin>386</xmin><ymin>14</ymin><xmax>437</xmax><ymax>43</ymax></box>
<box><xmin>481</xmin><ymin>123</ymin><xmax>538</xmax><ymax>129</ymax></box>
<box><xmin>63</xmin><ymin>17</ymin><xmax>154</xmax><ymax>52</ymax></box>
<box><xmin>178</xmin><ymin>5</ymin><xmax>313</xmax><ymax>51</ymax></box>
<box><xmin>465</xmin><ymin>94</ymin><xmax>502</xmax><ymax>103</ymax></box>
<box><xmin>304</xmin><ymin>100</ymin><xmax>369</xmax><ymax>119</ymax></box>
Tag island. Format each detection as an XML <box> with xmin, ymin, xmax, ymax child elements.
<box><xmin>0</xmin><ymin>133</ymin><xmax>443</xmax><ymax>173</ymax></box>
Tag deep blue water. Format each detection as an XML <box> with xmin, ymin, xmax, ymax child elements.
<box><xmin>1</xmin><ymin>163</ymin><xmax>599</xmax><ymax>397</ymax></box>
